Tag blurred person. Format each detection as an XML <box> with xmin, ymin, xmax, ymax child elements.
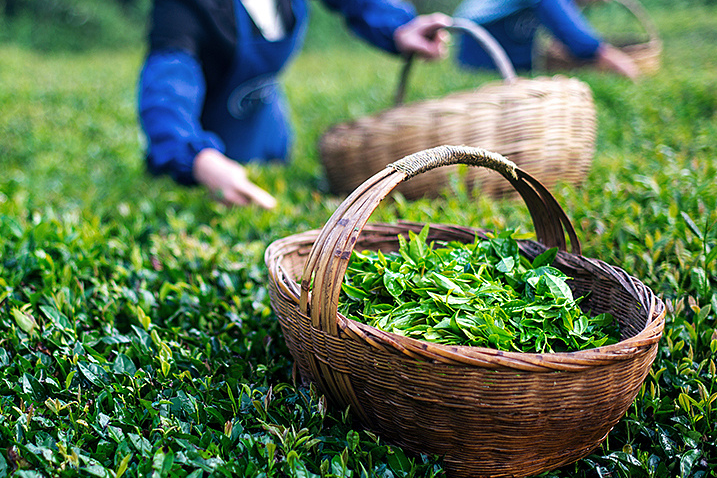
<box><xmin>138</xmin><ymin>0</ymin><xmax>451</xmax><ymax>209</ymax></box>
<box><xmin>453</xmin><ymin>0</ymin><xmax>639</xmax><ymax>80</ymax></box>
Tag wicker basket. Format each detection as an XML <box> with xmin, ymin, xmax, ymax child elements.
<box><xmin>266</xmin><ymin>145</ymin><xmax>664</xmax><ymax>478</ymax></box>
<box><xmin>320</xmin><ymin>18</ymin><xmax>596</xmax><ymax>200</ymax></box>
<box><xmin>541</xmin><ymin>0</ymin><xmax>662</xmax><ymax>76</ymax></box>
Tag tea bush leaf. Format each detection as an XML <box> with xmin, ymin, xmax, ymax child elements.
<box><xmin>12</xmin><ymin>308</ymin><xmax>38</xmax><ymax>337</ymax></box>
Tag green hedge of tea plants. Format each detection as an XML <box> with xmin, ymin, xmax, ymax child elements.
<box><xmin>0</xmin><ymin>2</ymin><xmax>715</xmax><ymax>477</ymax></box>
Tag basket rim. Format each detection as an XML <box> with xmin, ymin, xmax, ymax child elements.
<box><xmin>265</xmin><ymin>223</ymin><xmax>665</xmax><ymax>372</ymax></box>
<box><xmin>620</xmin><ymin>37</ymin><xmax>662</xmax><ymax>52</ymax></box>
<box><xmin>321</xmin><ymin>74</ymin><xmax>589</xmax><ymax>137</ymax></box>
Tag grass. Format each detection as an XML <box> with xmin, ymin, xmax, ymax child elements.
<box><xmin>0</xmin><ymin>1</ymin><xmax>716</xmax><ymax>477</ymax></box>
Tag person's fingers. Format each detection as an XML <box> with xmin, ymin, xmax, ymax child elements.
<box><xmin>395</xmin><ymin>14</ymin><xmax>452</xmax><ymax>60</ymax></box>
<box><xmin>219</xmin><ymin>173</ymin><xmax>277</xmax><ymax>209</ymax></box>
<box><xmin>596</xmin><ymin>44</ymin><xmax>641</xmax><ymax>81</ymax></box>
<box><xmin>225</xmin><ymin>193</ymin><xmax>249</xmax><ymax>207</ymax></box>
<box><xmin>416</xmin><ymin>16</ymin><xmax>452</xmax><ymax>59</ymax></box>
<box><xmin>222</xmin><ymin>184</ymin><xmax>276</xmax><ymax>209</ymax></box>
<box><xmin>425</xmin><ymin>29</ymin><xmax>451</xmax><ymax>59</ymax></box>
<box><xmin>420</xmin><ymin>12</ymin><xmax>453</xmax><ymax>32</ymax></box>
<box><xmin>194</xmin><ymin>148</ymin><xmax>277</xmax><ymax>209</ymax></box>
<box><xmin>238</xmin><ymin>181</ymin><xmax>278</xmax><ymax>209</ymax></box>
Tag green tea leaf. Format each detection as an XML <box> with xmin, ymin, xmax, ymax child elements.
<box><xmin>407</xmin><ymin>225</ymin><xmax>429</xmax><ymax>263</ymax></box>
<box><xmin>541</xmin><ymin>274</ymin><xmax>574</xmax><ymax>301</ymax></box>
<box><xmin>496</xmin><ymin>256</ymin><xmax>516</xmax><ymax>273</ymax></box>
<box><xmin>383</xmin><ymin>269</ymin><xmax>405</xmax><ymax>299</ymax></box>
<box><xmin>112</xmin><ymin>354</ymin><xmax>137</xmax><ymax>376</ymax></box>
<box><xmin>681</xmin><ymin>211</ymin><xmax>703</xmax><ymax>240</ymax></box>
<box><xmin>532</xmin><ymin>247</ymin><xmax>558</xmax><ymax>269</ymax></box>
<box><xmin>12</xmin><ymin>307</ymin><xmax>38</xmax><ymax>336</ymax></box>
<box><xmin>341</xmin><ymin>282</ymin><xmax>368</xmax><ymax>300</ymax></box>
<box><xmin>679</xmin><ymin>449</ymin><xmax>701</xmax><ymax>477</ymax></box>
<box><xmin>78</xmin><ymin>362</ymin><xmax>110</xmax><ymax>388</ymax></box>
<box><xmin>115</xmin><ymin>453</ymin><xmax>132</xmax><ymax>478</ymax></box>
<box><xmin>152</xmin><ymin>447</ymin><xmax>174</xmax><ymax>476</ymax></box>
<box><xmin>22</xmin><ymin>373</ymin><xmax>46</xmax><ymax>401</ymax></box>
<box><xmin>429</xmin><ymin>272</ymin><xmax>464</xmax><ymax>295</ymax></box>
<box><xmin>386</xmin><ymin>446</ymin><xmax>412</xmax><ymax>477</ymax></box>
<box><xmin>40</xmin><ymin>304</ymin><xmax>73</xmax><ymax>333</ymax></box>
<box><xmin>128</xmin><ymin>433</ymin><xmax>152</xmax><ymax>458</ymax></box>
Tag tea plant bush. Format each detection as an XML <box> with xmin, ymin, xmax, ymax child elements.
<box><xmin>0</xmin><ymin>2</ymin><xmax>715</xmax><ymax>477</ymax></box>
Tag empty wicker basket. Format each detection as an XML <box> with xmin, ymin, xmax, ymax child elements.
<box><xmin>541</xmin><ymin>0</ymin><xmax>662</xmax><ymax>76</ymax></box>
<box><xmin>320</xmin><ymin>18</ymin><xmax>596</xmax><ymax>200</ymax></box>
<box><xmin>266</xmin><ymin>145</ymin><xmax>664</xmax><ymax>478</ymax></box>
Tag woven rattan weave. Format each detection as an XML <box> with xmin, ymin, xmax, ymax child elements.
<box><xmin>266</xmin><ymin>146</ymin><xmax>664</xmax><ymax>477</ymax></box>
<box><xmin>320</xmin><ymin>19</ymin><xmax>596</xmax><ymax>200</ymax></box>
<box><xmin>540</xmin><ymin>0</ymin><xmax>662</xmax><ymax>76</ymax></box>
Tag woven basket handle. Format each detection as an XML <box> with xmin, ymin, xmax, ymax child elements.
<box><xmin>299</xmin><ymin>145</ymin><xmax>581</xmax><ymax>337</ymax></box>
<box><xmin>394</xmin><ymin>18</ymin><xmax>517</xmax><ymax>105</ymax></box>
<box><xmin>581</xmin><ymin>0</ymin><xmax>660</xmax><ymax>44</ymax></box>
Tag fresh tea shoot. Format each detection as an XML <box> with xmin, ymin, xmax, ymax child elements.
<box><xmin>339</xmin><ymin>226</ymin><xmax>620</xmax><ymax>353</ymax></box>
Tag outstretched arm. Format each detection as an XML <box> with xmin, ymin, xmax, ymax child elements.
<box><xmin>139</xmin><ymin>51</ymin><xmax>276</xmax><ymax>208</ymax></box>
<box><xmin>538</xmin><ymin>0</ymin><xmax>639</xmax><ymax>80</ymax></box>
<box><xmin>322</xmin><ymin>0</ymin><xmax>450</xmax><ymax>59</ymax></box>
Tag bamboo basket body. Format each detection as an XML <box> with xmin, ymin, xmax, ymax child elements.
<box><xmin>268</xmin><ymin>227</ymin><xmax>661</xmax><ymax>477</ymax></box>
<box><xmin>460</xmin><ymin>77</ymin><xmax>596</xmax><ymax>197</ymax></box>
<box><xmin>266</xmin><ymin>146</ymin><xmax>664</xmax><ymax>478</ymax></box>
<box><xmin>541</xmin><ymin>0</ymin><xmax>662</xmax><ymax>75</ymax></box>
<box><xmin>320</xmin><ymin>21</ymin><xmax>596</xmax><ymax>200</ymax></box>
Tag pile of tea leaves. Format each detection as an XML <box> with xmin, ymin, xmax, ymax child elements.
<box><xmin>339</xmin><ymin>226</ymin><xmax>621</xmax><ymax>353</ymax></box>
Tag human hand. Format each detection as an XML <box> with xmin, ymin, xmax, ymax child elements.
<box><xmin>192</xmin><ymin>148</ymin><xmax>277</xmax><ymax>209</ymax></box>
<box><xmin>394</xmin><ymin>13</ymin><xmax>452</xmax><ymax>61</ymax></box>
<box><xmin>595</xmin><ymin>44</ymin><xmax>641</xmax><ymax>81</ymax></box>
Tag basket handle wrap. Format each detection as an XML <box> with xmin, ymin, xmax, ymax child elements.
<box><xmin>387</xmin><ymin>143</ymin><xmax>518</xmax><ymax>180</ymax></box>
<box><xmin>394</xmin><ymin>18</ymin><xmax>517</xmax><ymax>105</ymax></box>
<box><xmin>299</xmin><ymin>145</ymin><xmax>582</xmax><ymax>341</ymax></box>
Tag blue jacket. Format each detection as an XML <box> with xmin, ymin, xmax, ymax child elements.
<box><xmin>454</xmin><ymin>0</ymin><xmax>602</xmax><ymax>71</ymax></box>
<box><xmin>138</xmin><ymin>0</ymin><xmax>415</xmax><ymax>185</ymax></box>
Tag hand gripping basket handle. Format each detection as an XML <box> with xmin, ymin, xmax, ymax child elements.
<box><xmin>394</xmin><ymin>18</ymin><xmax>518</xmax><ymax>105</ymax></box>
<box><xmin>299</xmin><ymin>145</ymin><xmax>581</xmax><ymax>337</ymax></box>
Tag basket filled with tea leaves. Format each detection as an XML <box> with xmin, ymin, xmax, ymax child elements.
<box><xmin>265</xmin><ymin>145</ymin><xmax>664</xmax><ymax>478</ymax></box>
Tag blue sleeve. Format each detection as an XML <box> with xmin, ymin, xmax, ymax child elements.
<box><xmin>536</xmin><ymin>0</ymin><xmax>602</xmax><ymax>59</ymax></box>
<box><xmin>138</xmin><ymin>50</ymin><xmax>225</xmax><ymax>186</ymax></box>
<box><xmin>321</xmin><ymin>0</ymin><xmax>416</xmax><ymax>54</ymax></box>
